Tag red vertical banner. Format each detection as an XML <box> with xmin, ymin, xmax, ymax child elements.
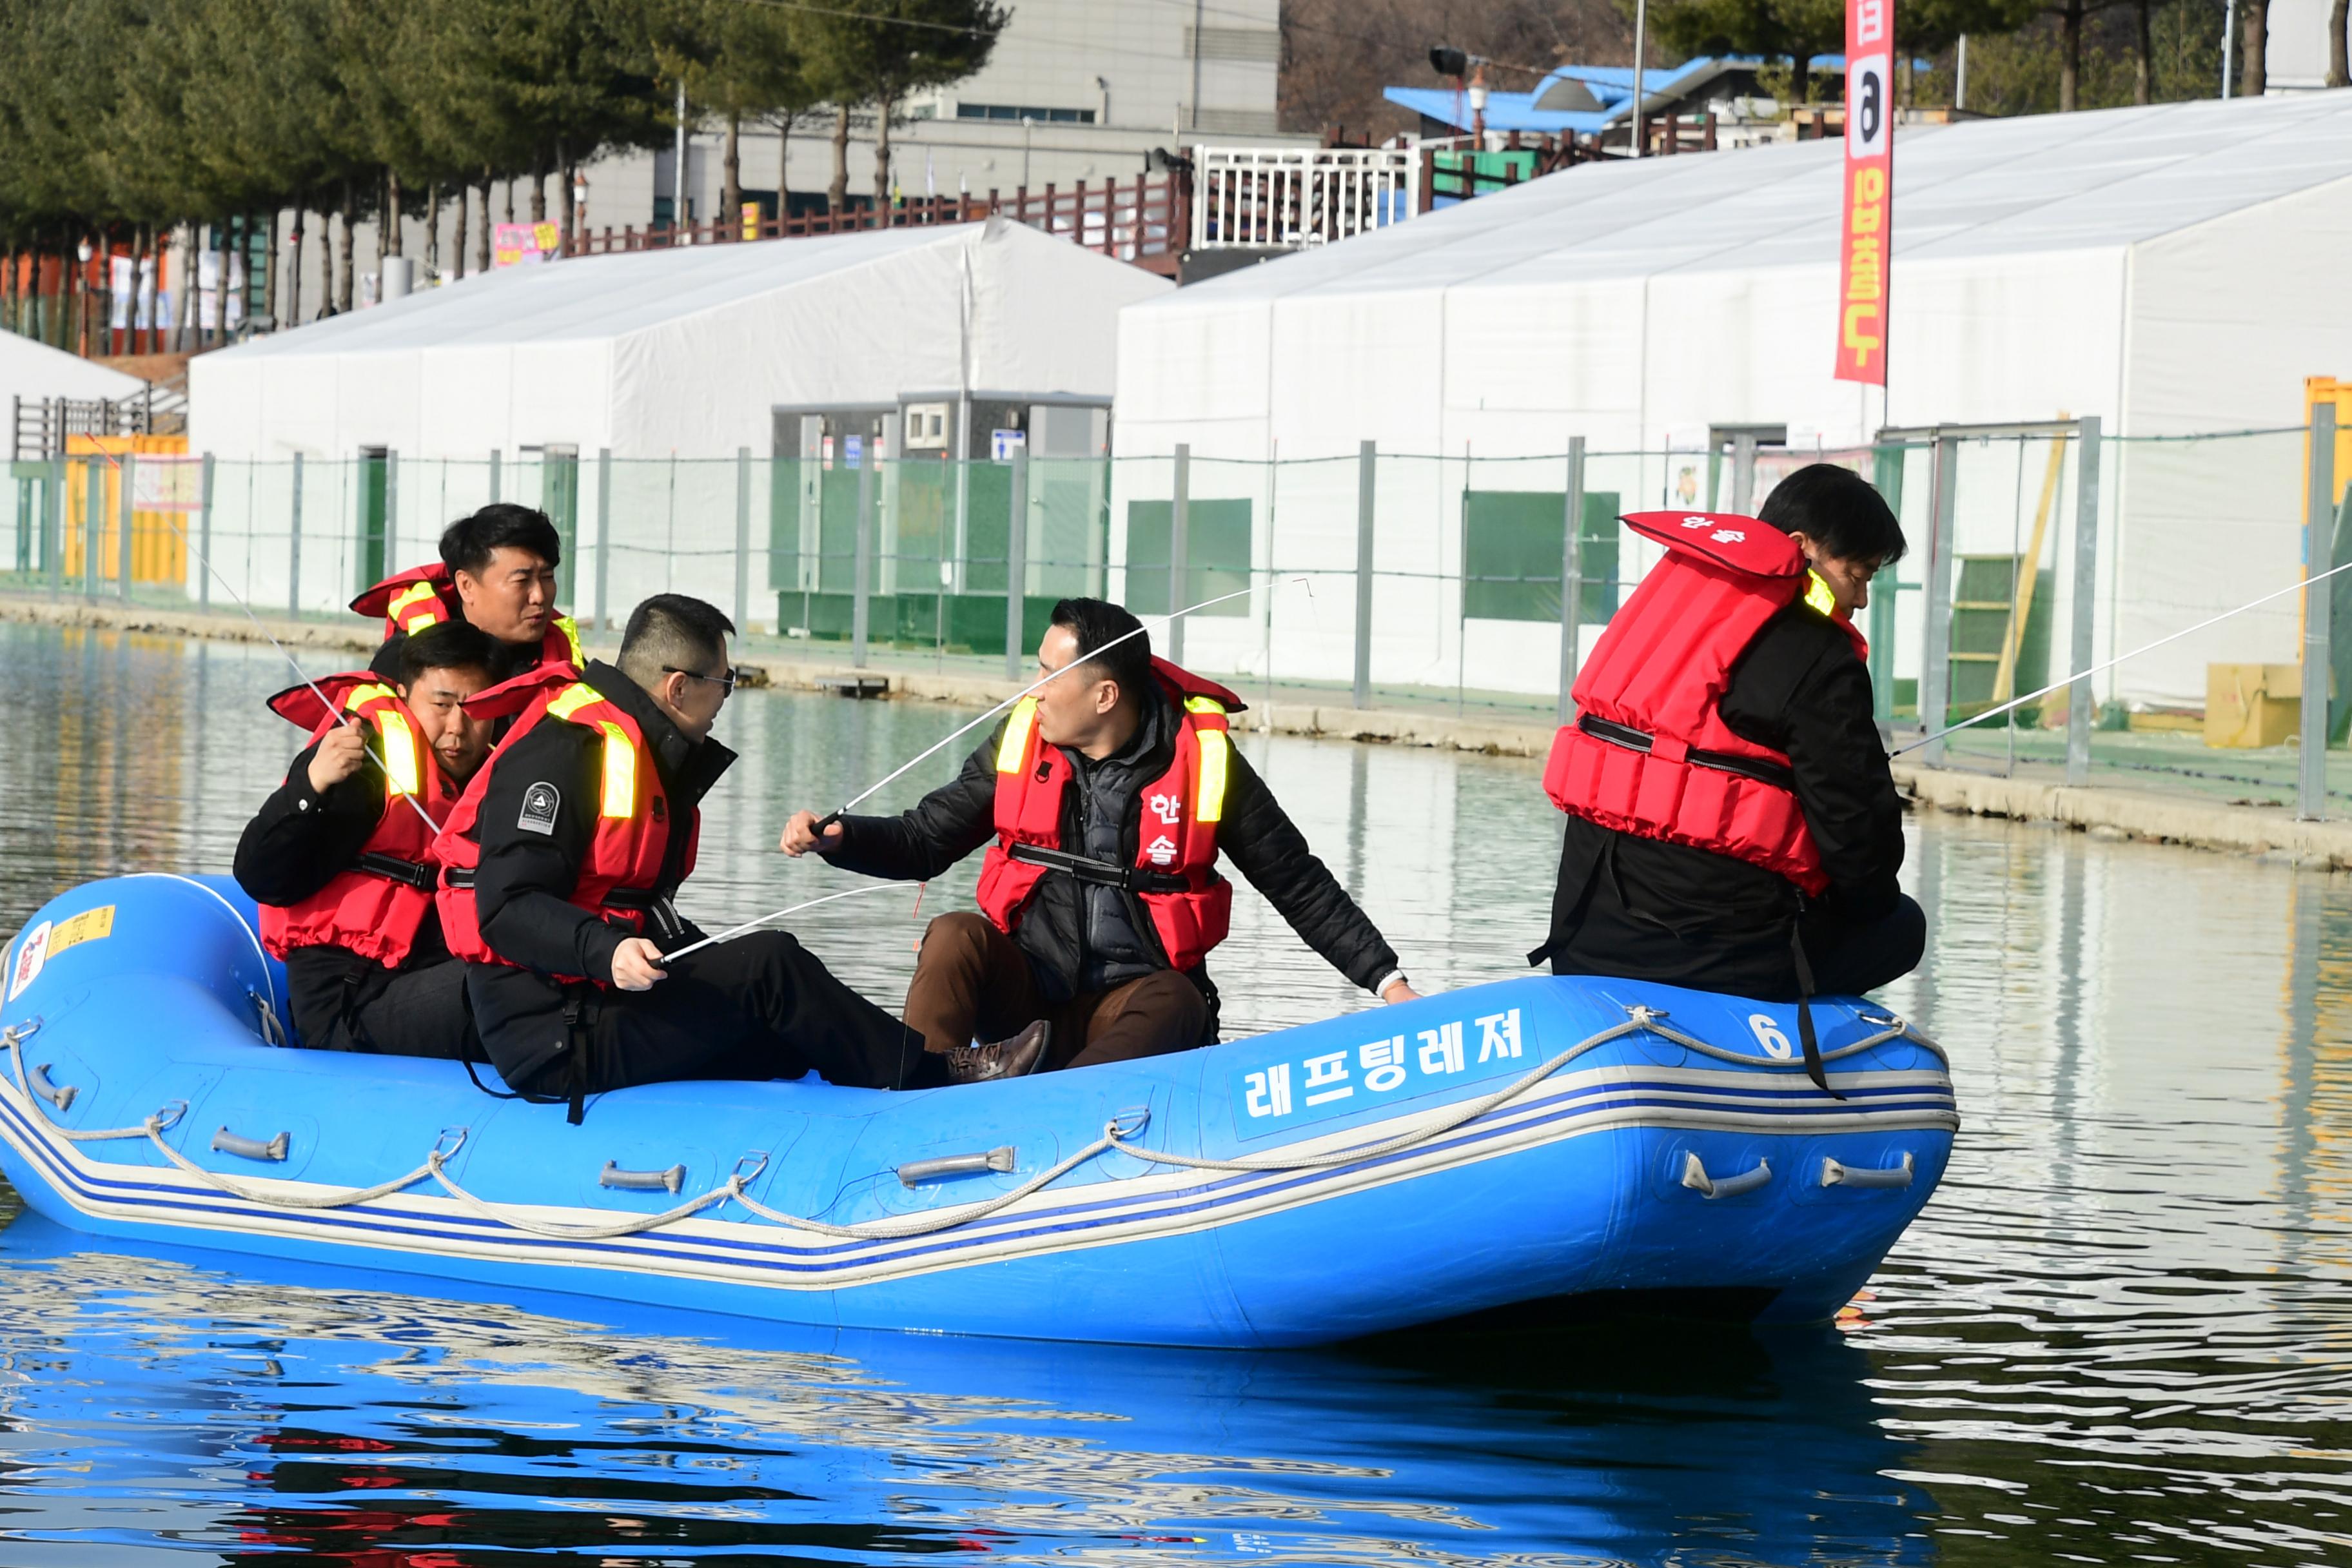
<box><xmin>1834</xmin><ymin>0</ymin><xmax>1895</xmax><ymax>385</ymax></box>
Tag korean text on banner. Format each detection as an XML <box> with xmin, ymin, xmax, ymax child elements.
<box><xmin>493</xmin><ymin>222</ymin><xmax>560</xmax><ymax>268</ymax></box>
<box><xmin>1833</xmin><ymin>0</ymin><xmax>1894</xmax><ymax>386</ymax></box>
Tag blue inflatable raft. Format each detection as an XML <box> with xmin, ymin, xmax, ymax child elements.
<box><xmin>0</xmin><ymin>874</ymin><xmax>1959</xmax><ymax>1348</ymax></box>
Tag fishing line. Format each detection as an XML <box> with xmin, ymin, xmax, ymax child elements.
<box><xmin>807</xmin><ymin>578</ymin><xmax>1300</xmax><ymax>833</ymax></box>
<box><xmin>692</xmin><ymin>580</ymin><xmax>1301</xmax><ymax>963</ymax></box>
<box><xmin>1894</xmin><ymin>554</ymin><xmax>2352</xmax><ymax>757</ymax></box>
<box><xmin>660</xmin><ymin>881</ymin><xmax>918</xmax><ymax>965</ymax></box>
<box><xmin>79</xmin><ymin>448</ymin><xmax>445</xmax><ymax>834</ymax></box>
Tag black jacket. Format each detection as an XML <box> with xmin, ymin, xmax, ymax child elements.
<box><xmin>233</xmin><ymin>740</ymin><xmax>455</xmax><ymax>1048</ymax></box>
<box><xmin>1538</xmin><ymin>602</ymin><xmax>1905</xmax><ymax>999</ymax></box>
<box><xmin>822</xmin><ymin>689</ymin><xmax>1400</xmax><ymax>1007</ymax></box>
<box><xmin>462</xmin><ymin>660</ymin><xmax>733</xmax><ymax>1084</ymax></box>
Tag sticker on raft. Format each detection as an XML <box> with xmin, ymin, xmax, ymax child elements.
<box><xmin>8</xmin><ymin>921</ymin><xmax>50</xmax><ymax>1003</ymax></box>
<box><xmin>6</xmin><ymin>906</ymin><xmax>113</xmax><ymax>1004</ymax></box>
<box><xmin>1233</xmin><ymin>1007</ymin><xmax>1522</xmax><ymax>1136</ymax></box>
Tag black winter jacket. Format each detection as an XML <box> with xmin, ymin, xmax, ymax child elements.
<box><xmin>233</xmin><ymin>740</ymin><xmax>458</xmax><ymax>1051</ymax></box>
<box><xmin>1536</xmin><ymin>602</ymin><xmax>1906</xmax><ymax>998</ymax></box>
<box><xmin>822</xmin><ymin>690</ymin><xmax>1400</xmax><ymax>1008</ymax></box>
<box><xmin>462</xmin><ymin>660</ymin><xmax>732</xmax><ymax>1084</ymax></box>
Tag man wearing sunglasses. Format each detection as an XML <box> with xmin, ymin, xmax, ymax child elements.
<box><xmin>433</xmin><ymin>593</ymin><xmax>926</xmax><ymax>1121</ymax></box>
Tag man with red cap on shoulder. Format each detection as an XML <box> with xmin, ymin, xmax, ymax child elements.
<box><xmin>353</xmin><ymin>502</ymin><xmax>583</xmax><ymax>683</ymax></box>
<box><xmin>1533</xmin><ymin>464</ymin><xmax>1922</xmax><ymax>1088</ymax></box>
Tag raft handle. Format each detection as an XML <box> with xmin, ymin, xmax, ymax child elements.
<box><xmin>899</xmin><ymin>1146</ymin><xmax>1017</xmax><ymax>1186</ymax></box>
<box><xmin>27</xmin><ymin>1063</ymin><xmax>75</xmax><ymax>1113</ymax></box>
<box><xmin>211</xmin><ymin>1126</ymin><xmax>289</xmax><ymax>1162</ymax></box>
<box><xmin>1680</xmin><ymin>1150</ymin><xmax>1771</xmax><ymax>1199</ymax></box>
<box><xmin>1821</xmin><ymin>1152</ymin><xmax>1915</xmax><ymax>1190</ymax></box>
<box><xmin>601</xmin><ymin>1161</ymin><xmax>686</xmax><ymax>1194</ymax></box>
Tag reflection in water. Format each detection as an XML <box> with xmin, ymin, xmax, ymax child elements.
<box><xmin>0</xmin><ymin>1221</ymin><xmax>1930</xmax><ymax>1565</ymax></box>
<box><xmin>1</xmin><ymin>622</ymin><xmax>2350</xmax><ymax>1562</ymax></box>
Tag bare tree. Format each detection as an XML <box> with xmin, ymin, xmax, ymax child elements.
<box><xmin>2241</xmin><ymin>0</ymin><xmax>2266</xmax><ymax>95</ymax></box>
<box><xmin>1280</xmin><ymin>0</ymin><xmax>1633</xmax><ymax>140</ymax></box>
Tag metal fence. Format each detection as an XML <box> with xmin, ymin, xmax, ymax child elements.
<box><xmin>5</xmin><ymin>423</ymin><xmax>2346</xmax><ymax>812</ymax></box>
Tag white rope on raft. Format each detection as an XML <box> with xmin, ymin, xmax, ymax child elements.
<box><xmin>0</xmin><ymin>1006</ymin><xmax>1943</xmax><ymax>1242</ymax></box>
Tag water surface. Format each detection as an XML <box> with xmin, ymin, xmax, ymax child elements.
<box><xmin>0</xmin><ymin>622</ymin><xmax>2347</xmax><ymax>1565</ymax></box>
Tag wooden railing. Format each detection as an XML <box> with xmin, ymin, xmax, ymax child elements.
<box><xmin>560</xmin><ymin>173</ymin><xmax>1191</xmax><ymax>277</ymax></box>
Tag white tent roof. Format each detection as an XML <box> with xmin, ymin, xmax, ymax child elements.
<box><xmin>1115</xmin><ymin>92</ymin><xmax>2352</xmax><ymax>457</ymax></box>
<box><xmin>193</xmin><ymin>217</ymin><xmax>1170</xmax><ymax>458</ymax></box>
<box><xmin>0</xmin><ymin>331</ymin><xmax>146</xmax><ymax>410</ymax></box>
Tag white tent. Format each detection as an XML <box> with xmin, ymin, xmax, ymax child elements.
<box><xmin>193</xmin><ymin>216</ymin><xmax>1169</xmax><ymax>460</ymax></box>
<box><xmin>1</xmin><ymin>332</ymin><xmax>145</xmax><ymax>413</ymax></box>
<box><xmin>179</xmin><ymin>219</ymin><xmax>1166</xmax><ymax>632</ymax></box>
<box><xmin>1112</xmin><ymin>93</ymin><xmax>2352</xmax><ymax>708</ymax></box>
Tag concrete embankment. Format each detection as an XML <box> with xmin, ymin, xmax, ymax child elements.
<box><xmin>12</xmin><ymin>593</ymin><xmax>2349</xmax><ymax>870</ymax></box>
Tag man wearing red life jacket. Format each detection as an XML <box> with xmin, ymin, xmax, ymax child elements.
<box><xmin>440</xmin><ymin>594</ymin><xmax>925</xmax><ymax>1118</ymax></box>
<box><xmin>781</xmin><ymin>598</ymin><xmax>1418</xmax><ymax>1082</ymax></box>
<box><xmin>1534</xmin><ymin>464</ymin><xmax>1923</xmax><ymax>1084</ymax></box>
<box><xmin>233</xmin><ymin>622</ymin><xmax>503</xmax><ymax>1057</ymax></box>
<box><xmin>354</xmin><ymin>504</ymin><xmax>583</xmax><ymax>683</ymax></box>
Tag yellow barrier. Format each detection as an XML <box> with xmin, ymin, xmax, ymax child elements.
<box><xmin>59</xmin><ymin>434</ymin><xmax>191</xmax><ymax>587</ymax></box>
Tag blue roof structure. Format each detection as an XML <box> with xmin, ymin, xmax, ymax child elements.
<box><xmin>1384</xmin><ymin>56</ymin><xmax>1861</xmax><ymax>137</ymax></box>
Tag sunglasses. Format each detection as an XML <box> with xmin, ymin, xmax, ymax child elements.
<box><xmin>663</xmin><ymin>665</ymin><xmax>741</xmax><ymax>696</ymax></box>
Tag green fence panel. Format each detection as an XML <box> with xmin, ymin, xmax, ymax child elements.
<box><xmin>1125</xmin><ymin>497</ymin><xmax>1251</xmax><ymax>616</ymax></box>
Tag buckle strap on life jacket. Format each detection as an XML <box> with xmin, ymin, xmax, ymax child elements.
<box><xmin>444</xmin><ymin>865</ymin><xmax>682</xmax><ymax>938</ymax></box>
<box><xmin>355</xmin><ymin>850</ymin><xmax>439</xmax><ymax>893</ymax></box>
<box><xmin>600</xmin><ymin>887</ymin><xmax>687</xmax><ymax>942</ymax></box>
<box><xmin>1788</xmin><ymin>893</ymin><xmax>1845</xmax><ymax>1101</ymax></box>
<box><xmin>1577</xmin><ymin>712</ymin><xmax>1799</xmax><ymax>793</ymax></box>
<box><xmin>1008</xmin><ymin>841</ymin><xmax>1193</xmax><ymax>894</ymax></box>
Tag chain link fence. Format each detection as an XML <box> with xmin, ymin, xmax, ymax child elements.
<box><xmin>5</xmin><ymin>423</ymin><xmax>2346</xmax><ymax>809</ymax></box>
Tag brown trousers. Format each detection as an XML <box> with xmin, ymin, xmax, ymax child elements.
<box><xmin>903</xmin><ymin>912</ymin><xmax>1208</xmax><ymax>1072</ymax></box>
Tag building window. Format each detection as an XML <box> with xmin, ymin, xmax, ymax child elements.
<box><xmin>956</xmin><ymin>104</ymin><xmax>1097</xmax><ymax>123</ymax></box>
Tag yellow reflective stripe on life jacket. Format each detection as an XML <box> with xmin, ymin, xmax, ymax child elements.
<box><xmin>594</xmin><ymin>721</ymin><xmax>636</xmax><ymax>817</ymax></box>
<box><xmin>541</xmin><ymin>685</ymin><xmax>634</xmax><ymax>817</ymax></box>
<box><xmin>1803</xmin><ymin>570</ymin><xmax>1838</xmax><ymax>617</ymax></box>
<box><xmin>387</xmin><ymin>581</ymin><xmax>444</xmax><ymax>630</ymax></box>
<box><xmin>546</xmin><ymin>681</ymin><xmax>603</xmax><ymax>721</ymax></box>
<box><xmin>553</xmin><ymin>615</ymin><xmax>583</xmax><ymax>665</ymax></box>
<box><xmin>338</xmin><ymin>683</ymin><xmax>420</xmax><ymax>797</ymax></box>
<box><xmin>997</xmin><ymin>698</ymin><xmax>1039</xmax><ymax>773</ymax></box>
<box><xmin>375</xmin><ymin>711</ymin><xmax>423</xmax><ymax>797</ymax></box>
<box><xmin>1186</xmin><ymin>696</ymin><xmax>1230</xmax><ymax>824</ymax></box>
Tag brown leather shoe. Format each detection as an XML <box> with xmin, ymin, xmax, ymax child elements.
<box><xmin>943</xmin><ymin>1020</ymin><xmax>1050</xmax><ymax>1083</ymax></box>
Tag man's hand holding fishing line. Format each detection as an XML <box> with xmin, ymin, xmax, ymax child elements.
<box><xmin>304</xmin><ymin>723</ymin><xmax>372</xmax><ymax>794</ymax></box>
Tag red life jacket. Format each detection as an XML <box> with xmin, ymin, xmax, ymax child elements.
<box><xmin>431</xmin><ymin>665</ymin><xmax>697</xmax><ymax>984</ymax></box>
<box><xmin>1542</xmin><ymin>511</ymin><xmax>1869</xmax><ymax>897</ymax></box>
<box><xmin>974</xmin><ymin>658</ymin><xmax>1244</xmax><ymax>973</ymax></box>
<box><xmin>351</xmin><ymin>562</ymin><xmax>583</xmax><ymax>670</ymax></box>
<box><xmin>256</xmin><ymin>674</ymin><xmax>455</xmax><ymax>968</ymax></box>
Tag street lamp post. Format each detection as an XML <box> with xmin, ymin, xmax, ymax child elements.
<box><xmin>75</xmin><ymin>237</ymin><xmax>93</xmax><ymax>357</ymax></box>
<box><xmin>1632</xmin><ymin>0</ymin><xmax>1649</xmax><ymax>157</ymax></box>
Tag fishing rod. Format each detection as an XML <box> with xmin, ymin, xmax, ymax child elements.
<box><xmin>84</xmin><ymin>449</ymin><xmax>446</xmax><ymax>836</ymax></box>
<box><xmin>803</xmin><ymin>577</ymin><xmax>1299</xmax><ymax>836</ymax></box>
<box><xmin>1893</xmin><ymin>554</ymin><xmax>2352</xmax><ymax>758</ymax></box>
